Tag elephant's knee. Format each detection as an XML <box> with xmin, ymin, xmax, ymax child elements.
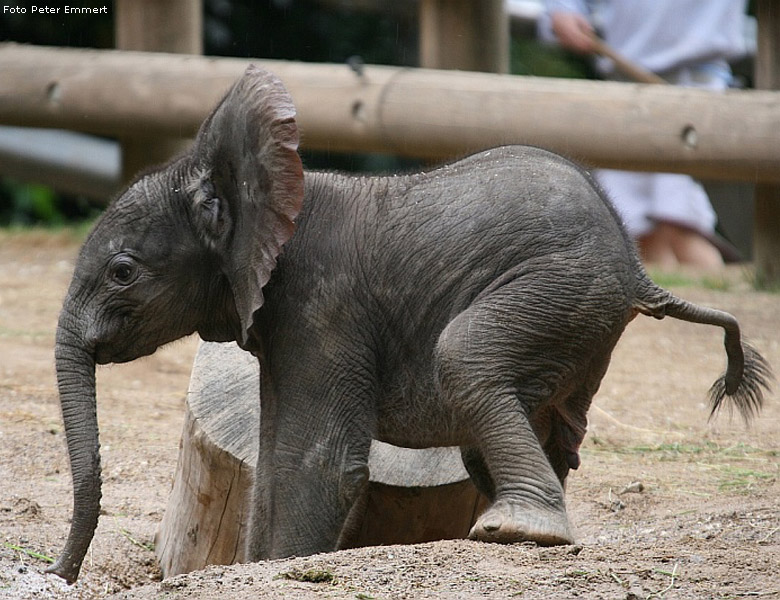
<box><xmin>433</xmin><ymin>322</ymin><xmax>473</xmax><ymax>389</ymax></box>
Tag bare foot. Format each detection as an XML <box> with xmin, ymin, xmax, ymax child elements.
<box><xmin>468</xmin><ymin>500</ymin><xmax>574</xmax><ymax>546</ymax></box>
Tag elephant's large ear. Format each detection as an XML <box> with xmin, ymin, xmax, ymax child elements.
<box><xmin>189</xmin><ymin>65</ymin><xmax>304</xmax><ymax>347</ymax></box>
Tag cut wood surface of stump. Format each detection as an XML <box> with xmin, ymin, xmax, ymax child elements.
<box><xmin>156</xmin><ymin>341</ymin><xmax>487</xmax><ymax>578</ymax></box>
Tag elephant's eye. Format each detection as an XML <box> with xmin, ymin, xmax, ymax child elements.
<box><xmin>109</xmin><ymin>257</ymin><xmax>138</xmax><ymax>286</ymax></box>
<box><xmin>200</xmin><ymin>195</ymin><xmax>221</xmax><ymax>222</ymax></box>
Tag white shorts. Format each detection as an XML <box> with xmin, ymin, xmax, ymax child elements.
<box><xmin>596</xmin><ymin>169</ymin><xmax>718</xmax><ymax>238</ymax></box>
<box><xmin>596</xmin><ymin>62</ymin><xmax>727</xmax><ymax>239</ymax></box>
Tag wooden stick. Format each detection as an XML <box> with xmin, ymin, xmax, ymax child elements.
<box><xmin>589</xmin><ymin>33</ymin><xmax>668</xmax><ymax>85</ymax></box>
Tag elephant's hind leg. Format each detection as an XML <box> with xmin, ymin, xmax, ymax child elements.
<box><xmin>435</xmin><ymin>281</ymin><xmax>591</xmax><ymax>546</ymax></box>
<box><xmin>465</xmin><ymin>410</ymin><xmax>574</xmax><ymax>546</ymax></box>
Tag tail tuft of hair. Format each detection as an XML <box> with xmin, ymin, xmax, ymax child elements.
<box><xmin>708</xmin><ymin>341</ymin><xmax>774</xmax><ymax>423</ymax></box>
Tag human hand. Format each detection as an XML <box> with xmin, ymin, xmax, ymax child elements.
<box><xmin>550</xmin><ymin>11</ymin><xmax>596</xmax><ymax>54</ymax></box>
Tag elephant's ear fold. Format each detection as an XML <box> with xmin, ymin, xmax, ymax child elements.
<box><xmin>190</xmin><ymin>65</ymin><xmax>304</xmax><ymax>347</ymax></box>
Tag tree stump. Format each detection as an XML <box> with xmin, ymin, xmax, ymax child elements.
<box><xmin>155</xmin><ymin>341</ymin><xmax>487</xmax><ymax>578</ymax></box>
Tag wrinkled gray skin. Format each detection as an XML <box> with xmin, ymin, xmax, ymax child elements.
<box><xmin>48</xmin><ymin>66</ymin><xmax>772</xmax><ymax>584</ymax></box>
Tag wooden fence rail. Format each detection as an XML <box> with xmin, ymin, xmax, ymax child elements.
<box><xmin>1</xmin><ymin>43</ymin><xmax>780</xmax><ymax>184</ymax></box>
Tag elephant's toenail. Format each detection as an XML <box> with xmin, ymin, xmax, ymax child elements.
<box><xmin>482</xmin><ymin>517</ymin><xmax>501</xmax><ymax>531</ymax></box>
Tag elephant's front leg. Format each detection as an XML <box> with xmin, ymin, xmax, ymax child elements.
<box><xmin>247</xmin><ymin>377</ymin><xmax>372</xmax><ymax>560</ymax></box>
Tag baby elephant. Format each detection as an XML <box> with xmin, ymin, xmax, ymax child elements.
<box><xmin>48</xmin><ymin>65</ymin><xmax>772</xmax><ymax>583</ymax></box>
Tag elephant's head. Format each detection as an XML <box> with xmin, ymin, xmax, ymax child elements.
<box><xmin>47</xmin><ymin>66</ymin><xmax>303</xmax><ymax>583</ymax></box>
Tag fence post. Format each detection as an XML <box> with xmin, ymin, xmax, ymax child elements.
<box><xmin>754</xmin><ymin>1</ymin><xmax>780</xmax><ymax>286</ymax></box>
<box><xmin>114</xmin><ymin>0</ymin><xmax>203</xmax><ymax>183</ymax></box>
<box><xmin>419</xmin><ymin>0</ymin><xmax>509</xmax><ymax>74</ymax></box>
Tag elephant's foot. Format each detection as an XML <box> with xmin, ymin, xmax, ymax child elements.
<box><xmin>468</xmin><ymin>499</ymin><xmax>574</xmax><ymax>546</ymax></box>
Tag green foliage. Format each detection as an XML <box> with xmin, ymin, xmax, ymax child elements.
<box><xmin>597</xmin><ymin>441</ymin><xmax>773</xmax><ymax>458</ymax></box>
<box><xmin>0</xmin><ymin>180</ymin><xmax>61</xmax><ymax>226</ymax></box>
<box><xmin>717</xmin><ymin>467</ymin><xmax>774</xmax><ymax>492</ymax></box>
<box><xmin>646</xmin><ymin>269</ymin><xmax>735</xmax><ymax>292</ymax></box>
<box><xmin>0</xmin><ymin>179</ymin><xmax>100</xmax><ymax>227</ymax></box>
<box><xmin>511</xmin><ymin>37</ymin><xmax>596</xmax><ymax>79</ymax></box>
<box><xmin>2</xmin><ymin>542</ymin><xmax>55</xmax><ymax>564</ymax></box>
<box><xmin>0</xmin><ymin>180</ymin><xmax>65</xmax><ymax>226</ymax></box>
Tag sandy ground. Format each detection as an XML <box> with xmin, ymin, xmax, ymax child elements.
<box><xmin>0</xmin><ymin>229</ymin><xmax>778</xmax><ymax>600</ymax></box>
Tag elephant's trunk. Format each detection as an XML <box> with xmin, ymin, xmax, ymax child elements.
<box><xmin>47</xmin><ymin>313</ymin><xmax>101</xmax><ymax>584</ymax></box>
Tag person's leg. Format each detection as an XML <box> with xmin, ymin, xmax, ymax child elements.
<box><xmin>667</xmin><ymin>223</ymin><xmax>724</xmax><ymax>270</ymax></box>
<box><xmin>638</xmin><ymin>224</ymin><xmax>679</xmax><ymax>269</ymax></box>
<box><xmin>639</xmin><ymin>222</ymin><xmax>724</xmax><ymax>271</ymax></box>
<box><xmin>596</xmin><ymin>170</ymin><xmax>724</xmax><ymax>270</ymax></box>
<box><xmin>648</xmin><ymin>174</ymin><xmax>724</xmax><ymax>270</ymax></box>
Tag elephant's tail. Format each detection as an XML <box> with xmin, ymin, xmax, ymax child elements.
<box><xmin>633</xmin><ymin>278</ymin><xmax>773</xmax><ymax>423</ymax></box>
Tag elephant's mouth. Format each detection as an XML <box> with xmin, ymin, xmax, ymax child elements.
<box><xmin>94</xmin><ymin>341</ymin><xmax>158</xmax><ymax>365</ymax></box>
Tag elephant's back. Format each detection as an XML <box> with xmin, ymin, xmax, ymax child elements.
<box><xmin>371</xmin><ymin>145</ymin><xmax>636</xmax><ymax>296</ymax></box>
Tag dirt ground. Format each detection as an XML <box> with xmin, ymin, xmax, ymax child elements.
<box><xmin>0</xmin><ymin>229</ymin><xmax>778</xmax><ymax>600</ymax></box>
